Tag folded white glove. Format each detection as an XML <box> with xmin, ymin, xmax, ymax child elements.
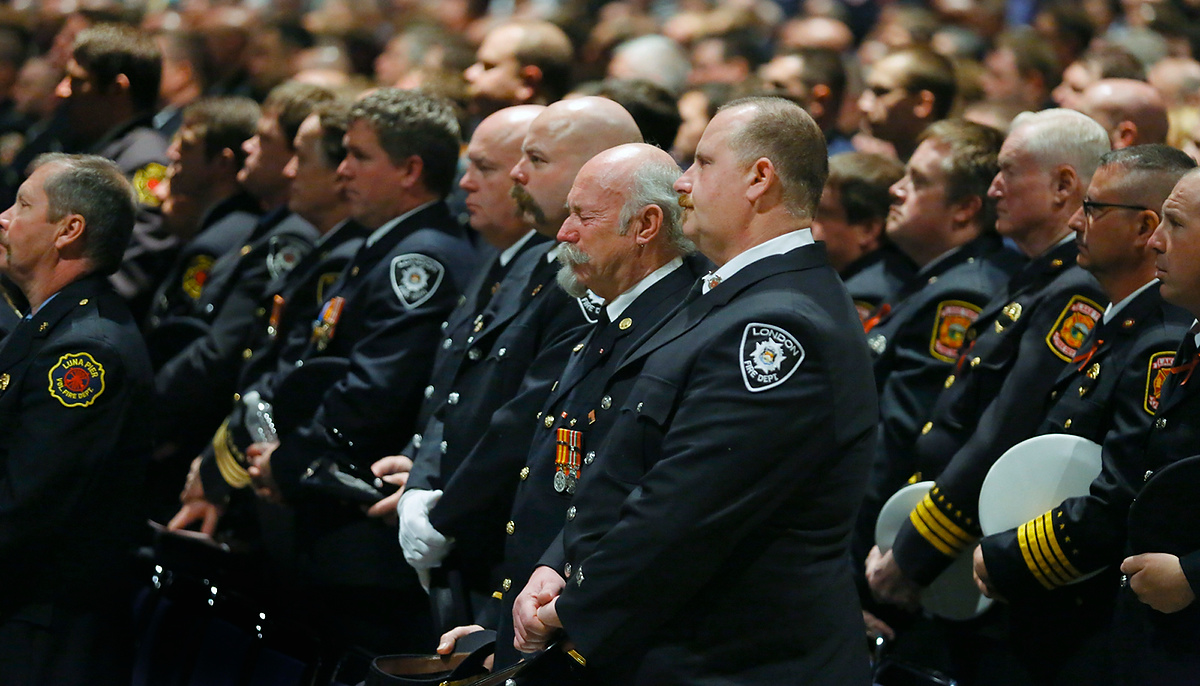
<box><xmin>398</xmin><ymin>488</ymin><xmax>454</xmax><ymax>571</ymax></box>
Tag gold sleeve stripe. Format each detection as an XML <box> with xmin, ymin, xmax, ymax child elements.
<box><xmin>567</xmin><ymin>649</ymin><xmax>587</xmax><ymax>666</ymax></box>
<box><xmin>1038</xmin><ymin>511</ymin><xmax>1083</xmax><ymax>581</ymax></box>
<box><xmin>910</xmin><ymin>498</ymin><xmax>971</xmax><ymax>557</ymax></box>
<box><xmin>213</xmin><ymin>420</ymin><xmax>251</xmax><ymax>489</ymax></box>
<box><xmin>1017</xmin><ymin>523</ymin><xmax>1055</xmax><ymax>589</ymax></box>
<box><xmin>918</xmin><ymin>494</ymin><xmax>974</xmax><ymax>546</ymax></box>
<box><xmin>1030</xmin><ymin>515</ymin><xmax>1071</xmax><ymax>586</ymax></box>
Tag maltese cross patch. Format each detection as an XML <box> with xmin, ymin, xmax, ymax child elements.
<box><xmin>740</xmin><ymin>323</ymin><xmax>805</xmax><ymax>392</ymax></box>
<box><xmin>391</xmin><ymin>253</ymin><xmax>445</xmax><ymax>310</ymax></box>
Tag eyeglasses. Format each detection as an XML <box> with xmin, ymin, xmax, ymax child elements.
<box><xmin>1081</xmin><ymin>199</ymin><xmax>1153</xmax><ymax>222</ymax></box>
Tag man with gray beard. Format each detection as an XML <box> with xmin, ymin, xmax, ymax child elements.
<box><xmin>397</xmin><ymin>97</ymin><xmax>643</xmax><ymax>633</ymax></box>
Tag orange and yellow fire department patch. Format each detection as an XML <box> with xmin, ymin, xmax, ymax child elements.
<box><xmin>929</xmin><ymin>300</ymin><xmax>982</xmax><ymax>363</ymax></box>
<box><xmin>1145</xmin><ymin>351</ymin><xmax>1176</xmax><ymax>414</ymax></box>
<box><xmin>133</xmin><ymin>162</ymin><xmax>167</xmax><ymax>207</ymax></box>
<box><xmin>1046</xmin><ymin>295</ymin><xmax>1103</xmax><ymax>362</ymax></box>
<box><xmin>182</xmin><ymin>254</ymin><xmax>215</xmax><ymax>301</ymax></box>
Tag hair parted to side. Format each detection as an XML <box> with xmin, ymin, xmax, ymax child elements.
<box><xmin>1011</xmin><ymin>108</ymin><xmax>1111</xmax><ymax>184</ymax></box>
<box><xmin>72</xmin><ymin>24</ymin><xmax>162</xmax><ymax>112</ymax></box>
<box><xmin>721</xmin><ymin>96</ymin><xmax>828</xmax><ymax>219</ymax></box>
<box><xmin>920</xmin><ymin>119</ymin><xmax>1005</xmax><ymax>230</ymax></box>
<box><xmin>349</xmin><ymin>88</ymin><xmax>462</xmax><ymax>198</ymax></box>
<box><xmin>181</xmin><ymin>96</ymin><xmax>260</xmax><ymax>166</ymax></box>
<box><xmin>32</xmin><ymin>153</ymin><xmax>136</xmax><ymax>276</ymax></box>
<box><xmin>314</xmin><ymin>98</ymin><xmax>353</xmax><ymax>170</ymax></box>
<box><xmin>826</xmin><ymin>152</ymin><xmax>904</xmax><ymax>225</ymax></box>
<box><xmin>263</xmin><ymin>81</ymin><xmax>338</xmax><ymax>152</ymax></box>
<box><xmin>617</xmin><ymin>158</ymin><xmax>694</xmax><ymax>255</ymax></box>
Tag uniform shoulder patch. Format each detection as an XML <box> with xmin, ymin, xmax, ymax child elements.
<box><xmin>390</xmin><ymin>253</ymin><xmax>445</xmax><ymax>310</ymax></box>
<box><xmin>740</xmin><ymin>323</ymin><xmax>805</xmax><ymax>392</ymax></box>
<box><xmin>1046</xmin><ymin>295</ymin><xmax>1103</xmax><ymax>362</ymax></box>
<box><xmin>1145</xmin><ymin>351</ymin><xmax>1176</xmax><ymax>414</ymax></box>
<box><xmin>577</xmin><ymin>291</ymin><xmax>605</xmax><ymax>323</ymax></box>
<box><xmin>183</xmin><ymin>254</ymin><xmax>215</xmax><ymax>300</ymax></box>
<box><xmin>268</xmin><ymin>235</ymin><xmax>309</xmax><ymax>279</ymax></box>
<box><xmin>133</xmin><ymin>162</ymin><xmax>167</xmax><ymax>207</ymax></box>
<box><xmin>47</xmin><ymin>352</ymin><xmax>106</xmax><ymax>407</ymax></box>
<box><xmin>930</xmin><ymin>300</ymin><xmax>983</xmax><ymax>363</ymax></box>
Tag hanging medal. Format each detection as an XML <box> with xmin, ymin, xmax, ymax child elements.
<box><xmin>555</xmin><ymin>427</ymin><xmax>583</xmax><ymax>494</ymax></box>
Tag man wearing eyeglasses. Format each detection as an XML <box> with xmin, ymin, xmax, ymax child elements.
<box><xmin>866</xmin><ymin>109</ymin><xmax>1110</xmax><ymax>684</ymax></box>
<box><xmin>971</xmin><ymin>145</ymin><xmax>1195</xmax><ymax>685</ymax></box>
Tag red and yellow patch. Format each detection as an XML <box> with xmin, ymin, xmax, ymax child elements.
<box><xmin>133</xmin><ymin>162</ymin><xmax>167</xmax><ymax>207</ymax></box>
<box><xmin>47</xmin><ymin>352</ymin><xmax>105</xmax><ymax>407</ymax></box>
<box><xmin>1145</xmin><ymin>351</ymin><xmax>1175</xmax><ymax>414</ymax></box>
<box><xmin>929</xmin><ymin>300</ymin><xmax>982</xmax><ymax>362</ymax></box>
<box><xmin>1046</xmin><ymin>295</ymin><xmax>1103</xmax><ymax>362</ymax></box>
<box><xmin>182</xmin><ymin>254</ymin><xmax>215</xmax><ymax>300</ymax></box>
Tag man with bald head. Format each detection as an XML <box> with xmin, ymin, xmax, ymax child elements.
<box><xmin>513</xmin><ymin>96</ymin><xmax>876</xmax><ymax>684</ymax></box>
<box><xmin>464</xmin><ymin>20</ymin><xmax>574</xmax><ymax>118</ymax></box>
<box><xmin>397</xmin><ymin>97</ymin><xmax>643</xmax><ymax>633</ymax></box>
<box><xmin>434</xmin><ymin>143</ymin><xmax>708</xmax><ymax>668</ymax></box>
<box><xmin>1077</xmin><ymin>79</ymin><xmax>1170</xmax><ymax>149</ymax></box>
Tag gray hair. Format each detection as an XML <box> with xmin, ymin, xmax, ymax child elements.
<box><xmin>31</xmin><ymin>153</ymin><xmax>136</xmax><ymax>276</ymax></box>
<box><xmin>617</xmin><ymin>159</ymin><xmax>694</xmax><ymax>255</ymax></box>
<box><xmin>1010</xmin><ymin>108</ymin><xmax>1111</xmax><ymax>186</ymax></box>
<box><xmin>612</xmin><ymin>35</ymin><xmax>691</xmax><ymax>96</ymax></box>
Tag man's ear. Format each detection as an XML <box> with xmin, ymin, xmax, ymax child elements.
<box><xmin>396</xmin><ymin>154</ymin><xmax>425</xmax><ymax>189</ymax></box>
<box><xmin>745</xmin><ymin>157</ymin><xmax>777</xmax><ymax>205</ymax></box>
<box><xmin>632</xmin><ymin>204</ymin><xmax>664</xmax><ymax>246</ymax></box>
<box><xmin>913</xmin><ymin>89</ymin><xmax>935</xmax><ymax>120</ymax></box>
<box><xmin>54</xmin><ymin>214</ymin><xmax>86</xmax><ymax>253</ymax></box>
<box><xmin>949</xmin><ymin>194</ymin><xmax>983</xmax><ymax>229</ymax></box>
<box><xmin>809</xmin><ymin>83</ymin><xmax>831</xmax><ymax>120</ymax></box>
<box><xmin>108</xmin><ymin>73</ymin><xmax>131</xmax><ymax>96</ymax></box>
<box><xmin>1053</xmin><ymin>164</ymin><xmax>1081</xmax><ymax>205</ymax></box>
<box><xmin>517</xmin><ymin>64</ymin><xmax>543</xmax><ymax>102</ymax></box>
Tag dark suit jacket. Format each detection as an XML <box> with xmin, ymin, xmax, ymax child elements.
<box><xmin>550</xmin><ymin>241</ymin><xmax>876</xmax><ymax>686</ymax></box>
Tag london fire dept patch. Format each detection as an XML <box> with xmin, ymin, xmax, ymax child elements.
<box><xmin>267</xmin><ymin>235</ymin><xmax>307</xmax><ymax>279</ymax></box>
<box><xmin>740</xmin><ymin>323</ymin><xmax>805</xmax><ymax>392</ymax></box>
<box><xmin>390</xmin><ymin>254</ymin><xmax>444</xmax><ymax>310</ymax></box>
<box><xmin>48</xmin><ymin>352</ymin><xmax>106</xmax><ymax>407</ymax></box>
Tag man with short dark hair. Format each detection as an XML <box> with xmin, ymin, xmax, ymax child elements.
<box><xmin>858</xmin><ymin>47</ymin><xmax>958</xmax><ymax>161</ymax></box>
<box><xmin>513</xmin><ymin>96</ymin><xmax>876</xmax><ymax>685</ymax></box>
<box><xmin>0</xmin><ymin>153</ymin><xmax>152</xmax><ymax>686</ymax></box>
<box><xmin>759</xmin><ymin>48</ymin><xmax>853</xmax><ymax>155</ymax></box>
<box><xmin>464</xmin><ymin>20</ymin><xmax>573</xmax><ymax>118</ymax></box>
<box><xmin>55</xmin><ymin>23</ymin><xmax>172</xmax><ymax>320</ymax></box>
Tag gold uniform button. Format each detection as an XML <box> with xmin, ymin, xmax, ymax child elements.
<box><xmin>544</xmin><ymin>415</ymin><xmax>554</xmax><ymax>428</ymax></box>
<box><xmin>573</xmin><ymin>342</ymin><xmax>585</xmax><ymax>353</ymax></box>
<box><xmin>502</xmin><ymin>578</ymin><xmax>511</xmax><ymax>591</ymax></box>
<box><xmin>505</xmin><ymin>521</ymin><xmax>515</xmax><ymax>535</ymax></box>
<box><xmin>242</xmin><ymin>348</ymin><xmax>253</xmax><ymax>359</ymax></box>
<box><xmin>78</xmin><ymin>299</ymin><xmax>88</xmax><ymax>306</ymax></box>
<box><xmin>970</xmin><ymin>357</ymin><xmax>981</xmax><ymax>367</ymax></box>
<box><xmin>921</xmin><ymin>422</ymin><xmax>933</xmax><ymax>435</ymax></box>
<box><xmin>233</xmin><ymin>393</ymin><xmax>241</xmax><ymax>402</ymax></box>
<box><xmin>944</xmin><ymin>375</ymin><xmax>955</xmax><ymax>389</ymax></box>
<box><xmin>240</xmin><ymin>245</ymin><xmax>252</xmax><ymax>256</ymax></box>
<box><xmin>1063</xmin><ymin>418</ymin><xmax>1072</xmax><ymax>428</ymax></box>
<box><xmin>619</xmin><ymin>318</ymin><xmax>632</xmax><ymax>330</ymax></box>
<box><xmin>519</xmin><ymin>467</ymin><xmax>529</xmax><ymax>480</ymax></box>
<box><xmin>1051</xmin><ymin>258</ymin><xmax>1063</xmax><ymax>268</ymax></box>
<box><xmin>351</xmin><ymin>266</ymin><xmax>360</xmax><ymax>277</ymax></box>
<box><xmin>38</xmin><ymin>322</ymin><xmax>47</xmax><ymax>332</ymax></box>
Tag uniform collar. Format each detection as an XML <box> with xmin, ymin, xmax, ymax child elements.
<box><xmin>707</xmin><ymin>229</ymin><xmax>814</xmax><ymax>294</ymax></box>
<box><xmin>365</xmin><ymin>200</ymin><xmax>438</xmax><ymax>248</ymax></box>
<box><xmin>1104</xmin><ymin>279</ymin><xmax>1159</xmax><ymax>324</ymax></box>
<box><xmin>499</xmin><ymin>231</ymin><xmax>538</xmax><ymax>267</ymax></box>
<box><xmin>605</xmin><ymin>257</ymin><xmax>684</xmax><ymax>321</ymax></box>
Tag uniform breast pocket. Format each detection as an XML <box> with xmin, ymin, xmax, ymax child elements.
<box><xmin>603</xmin><ymin>376</ymin><xmax>679</xmax><ymax>483</ymax></box>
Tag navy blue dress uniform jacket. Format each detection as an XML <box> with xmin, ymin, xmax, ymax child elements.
<box><xmin>891</xmin><ymin>241</ymin><xmax>1107</xmax><ymax>584</ymax></box>
<box><xmin>547</xmin><ymin>241</ymin><xmax>876</xmax><ymax>686</ymax></box>
<box><xmin>491</xmin><ymin>255</ymin><xmax>707</xmax><ymax>669</ymax></box>
<box><xmin>842</xmin><ymin>242</ymin><xmax>918</xmax><ymax>322</ymax></box>
<box><xmin>241</xmin><ymin>202</ymin><xmax>476</xmax><ymax>590</ymax></box>
<box><xmin>853</xmin><ymin>234</ymin><xmax>1023</xmax><ymax>568</ymax></box>
<box><xmin>90</xmin><ymin>115</ymin><xmax>174</xmax><ymax>321</ymax></box>
<box><xmin>1111</xmin><ymin>330</ymin><xmax>1200</xmax><ymax>685</ymax></box>
<box><xmin>0</xmin><ymin>275</ymin><xmax>152</xmax><ymax>684</ymax></box>
<box><xmin>970</xmin><ymin>283</ymin><xmax>1191</xmax><ymax>684</ymax></box>
<box><xmin>151</xmin><ymin>210</ymin><xmax>318</xmax><ymax>455</ymax></box>
<box><xmin>403</xmin><ymin>234</ymin><xmax>563</xmax><ymax>494</ymax></box>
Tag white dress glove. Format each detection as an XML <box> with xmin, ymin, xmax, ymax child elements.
<box><xmin>398</xmin><ymin>489</ymin><xmax>455</xmax><ymax>572</ymax></box>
